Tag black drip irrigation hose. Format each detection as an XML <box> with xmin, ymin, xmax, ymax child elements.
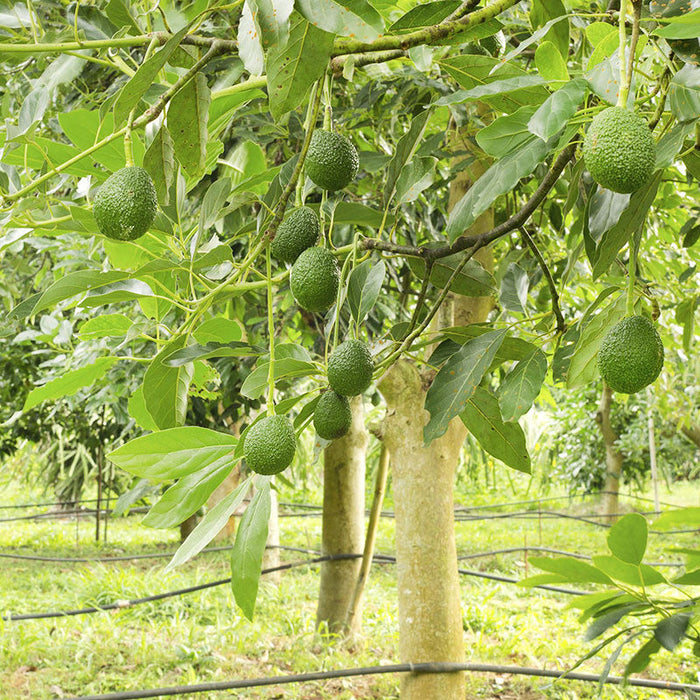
<box><xmin>0</xmin><ymin>545</ymin><xmax>234</xmax><ymax>563</ymax></box>
<box><xmin>0</xmin><ymin>497</ymin><xmax>103</xmax><ymax>511</ymax></box>
<box><xmin>62</xmin><ymin>661</ymin><xmax>700</xmax><ymax>700</ymax></box>
<box><xmin>0</xmin><ymin>506</ymin><xmax>149</xmax><ymax>524</ymax></box>
<box><xmin>1</xmin><ymin>551</ymin><xmax>587</xmax><ymax>621</ymax></box>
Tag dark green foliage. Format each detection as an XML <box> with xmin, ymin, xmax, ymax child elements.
<box><xmin>93</xmin><ymin>167</ymin><xmax>158</xmax><ymax>241</ymax></box>
<box><xmin>243</xmin><ymin>414</ymin><xmax>296</xmax><ymax>475</ymax></box>
<box><xmin>305</xmin><ymin>130</ymin><xmax>359</xmax><ymax>192</ymax></box>
<box><xmin>327</xmin><ymin>339</ymin><xmax>374</xmax><ymax>397</ymax></box>
<box><xmin>583</xmin><ymin>108</ymin><xmax>656</xmax><ymax>194</ymax></box>
<box><xmin>271</xmin><ymin>206</ymin><xmax>320</xmax><ymax>263</ymax></box>
<box><xmin>290</xmin><ymin>247</ymin><xmax>340</xmax><ymax>312</ymax></box>
<box><xmin>313</xmin><ymin>391</ymin><xmax>352</xmax><ymax>440</ymax></box>
<box><xmin>597</xmin><ymin>316</ymin><xmax>664</xmax><ymax>394</ymax></box>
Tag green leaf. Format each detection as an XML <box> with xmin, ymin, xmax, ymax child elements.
<box><xmin>127</xmin><ymin>385</ymin><xmax>159</xmax><ymax>432</ymax></box>
<box><xmin>439</xmin><ymin>55</ymin><xmax>549</xmax><ymax>111</ymax></box>
<box><xmin>105</xmin><ymin>0</ymin><xmax>141</xmax><ymax>33</ymax></box>
<box><xmin>247</xmin><ymin>0</ymin><xmax>294</xmax><ymax>49</ymax></box>
<box><xmin>241</xmin><ymin>357</ymin><xmax>318</xmax><ymax>399</ymax></box>
<box><xmin>390</xmin><ymin>1</ymin><xmax>460</xmax><ymax>30</ymax></box>
<box><xmin>231</xmin><ymin>480</ymin><xmax>272</xmax><ymax>620</ymax></box>
<box><xmin>625</xmin><ymin>637</ymin><xmax>661</xmax><ymax>676</ymax></box>
<box><xmin>592</xmin><ymin>556</ymin><xmax>667</xmax><ymax>587</ymax></box>
<box><xmin>436</xmin><ymin>77</ymin><xmax>547</xmax><ymax>106</ymax></box>
<box><xmin>475</xmin><ymin>105</ymin><xmax>538</xmax><ymax>158</ymax></box>
<box><xmin>607</xmin><ymin>513</ymin><xmax>648</xmax><ymax>564</ymax></box>
<box><xmin>655</xmin><ymin>122</ymin><xmax>695</xmax><ymax>169</ymax></box>
<box><xmin>440</xmin><ymin>325</ymin><xmax>538</xmax><ymax>362</ymax></box>
<box><xmin>654</xmin><ymin>9</ymin><xmax>700</xmax><ymax>38</ymax></box>
<box><xmin>654</xmin><ymin>506</ymin><xmax>700</xmax><ymax>530</ymax></box>
<box><xmin>673</xmin><ymin>568</ymin><xmax>700</xmax><ymax>585</ymax></box>
<box><xmin>592</xmin><ymin>172</ymin><xmax>662</xmax><ymax>279</ymax></box>
<box><xmin>266</xmin><ymin>12</ymin><xmax>335</xmax><ymax>120</ymax></box>
<box><xmin>331</xmin><ymin>201</ymin><xmax>394</xmax><ymax>228</ymax></box>
<box><xmin>142</xmin><ymin>462</ymin><xmax>235</xmax><ymax>529</ymax></box>
<box><xmin>143</xmin><ymin>335</ymin><xmax>194</xmax><ymax>429</ymax></box>
<box><xmin>237</xmin><ymin>1</ymin><xmax>264</xmax><ymax>74</ymax></box>
<box><xmin>168</xmin><ymin>72</ymin><xmax>210</xmax><ymax>179</ymax></box>
<box><xmin>500</xmin><ymin>262</ymin><xmax>529</xmax><ymax>312</ymax></box>
<box><xmin>143</xmin><ymin>125</ymin><xmax>175</xmax><ymax>205</ymax></box>
<box><xmin>535</xmin><ymin>41</ymin><xmax>569</xmax><ymax>84</ymax></box>
<box><xmin>193</xmin><ymin>318</ymin><xmax>244</xmax><ymax>344</ymax></box>
<box><xmin>424</xmin><ymin>329</ymin><xmax>507</xmax><ymax>444</ymax></box>
<box><xmin>165</xmin><ymin>342</ymin><xmax>255</xmax><ymax>366</ymax></box>
<box><xmin>384</xmin><ymin>110</ymin><xmax>432</xmax><ymax>206</ymax></box>
<box><xmin>530</xmin><ymin>556</ymin><xmax>614</xmax><ymax>584</ymax></box>
<box><xmin>408</xmin><ymin>254</ymin><xmax>496</xmax><ymax>298</ymax></box>
<box><xmin>395</xmin><ymin>156</ymin><xmax>437</xmax><ymax>204</ymax></box>
<box><xmin>447</xmin><ymin>136</ymin><xmax>551</xmax><ymax>240</ymax></box>
<box><xmin>295</xmin><ymin>0</ymin><xmax>384</xmax><ymax>42</ymax></box>
<box><xmin>108</xmin><ymin>426</ymin><xmax>238</xmax><ymax>480</ymax></box>
<box><xmin>585</xmin><ymin>603</ymin><xmax>642</xmax><ymax>641</ymax></box>
<box><xmin>566</xmin><ymin>294</ymin><xmax>627</xmax><ymax>389</ymax></box>
<box><xmin>348</xmin><ymin>259</ymin><xmax>386</xmax><ymax>326</ymax></box>
<box><xmin>498</xmin><ymin>349</ymin><xmax>548</xmax><ymax>422</ymax></box>
<box><xmin>77</xmin><ymin>314</ymin><xmax>133</xmax><ymax>340</ymax></box>
<box><xmin>81</xmin><ymin>279</ymin><xmax>155</xmax><ymax>307</ymax></box>
<box><xmin>530</xmin><ymin>0</ymin><xmax>569</xmax><ymax>58</ymax></box>
<box><xmin>668</xmin><ymin>65</ymin><xmax>700</xmax><ymax>123</ymax></box>
<box><xmin>589</xmin><ymin>189</ymin><xmax>631</xmax><ymax>239</ymax></box>
<box><xmin>527</xmin><ymin>78</ymin><xmax>588</xmax><ymax>141</ymax></box>
<box><xmin>23</xmin><ymin>357</ymin><xmax>119</xmax><ymax>411</ymax></box>
<box><xmin>655</xmin><ymin>613</ymin><xmax>691</xmax><ymax>651</ymax></box>
<box><xmin>460</xmin><ymin>386</ymin><xmax>531</xmax><ymax>473</ymax></box>
<box><xmin>113</xmin><ymin>24</ymin><xmax>190</xmax><ymax>126</ymax></box>
<box><xmin>165</xmin><ymin>476</ymin><xmax>251</xmax><ymax>571</ymax></box>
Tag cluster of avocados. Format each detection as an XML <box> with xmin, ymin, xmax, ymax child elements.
<box><xmin>581</xmin><ymin>106</ymin><xmax>664</xmax><ymax>396</ymax></box>
<box><xmin>241</xmin><ymin>129</ymin><xmax>374</xmax><ymax>475</ymax></box>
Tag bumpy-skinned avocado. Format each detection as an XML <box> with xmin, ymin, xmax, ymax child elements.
<box><xmin>597</xmin><ymin>315</ymin><xmax>664</xmax><ymax>394</ymax></box>
<box><xmin>290</xmin><ymin>247</ymin><xmax>340</xmax><ymax>312</ymax></box>
<box><xmin>271</xmin><ymin>206</ymin><xmax>320</xmax><ymax>264</ymax></box>
<box><xmin>305</xmin><ymin>130</ymin><xmax>359</xmax><ymax>192</ymax></box>
<box><xmin>313</xmin><ymin>391</ymin><xmax>352</xmax><ymax>440</ymax></box>
<box><xmin>243</xmin><ymin>414</ymin><xmax>296</xmax><ymax>475</ymax></box>
<box><xmin>93</xmin><ymin>166</ymin><xmax>158</xmax><ymax>241</ymax></box>
<box><xmin>583</xmin><ymin>107</ymin><xmax>655</xmax><ymax>194</ymax></box>
<box><xmin>327</xmin><ymin>339</ymin><xmax>374</xmax><ymax>397</ymax></box>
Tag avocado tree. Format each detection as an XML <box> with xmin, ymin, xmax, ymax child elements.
<box><xmin>1</xmin><ymin>0</ymin><xmax>699</xmax><ymax>696</ymax></box>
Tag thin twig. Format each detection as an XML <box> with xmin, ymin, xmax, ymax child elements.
<box><xmin>519</xmin><ymin>227</ymin><xmax>566</xmax><ymax>333</ymax></box>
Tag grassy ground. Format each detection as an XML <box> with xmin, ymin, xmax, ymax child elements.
<box><xmin>0</xmin><ymin>459</ymin><xmax>698</xmax><ymax>699</ymax></box>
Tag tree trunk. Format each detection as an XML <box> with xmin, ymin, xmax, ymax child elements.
<box><xmin>375</xmin><ymin>146</ymin><xmax>494</xmax><ymax>699</ymax></box>
<box><xmin>179</xmin><ymin>513</ymin><xmax>198</xmax><ymax>542</ymax></box>
<box><xmin>596</xmin><ymin>383</ymin><xmax>624</xmax><ymax>519</ymax></box>
<box><xmin>316</xmin><ymin>395</ymin><xmax>368</xmax><ymax>636</ymax></box>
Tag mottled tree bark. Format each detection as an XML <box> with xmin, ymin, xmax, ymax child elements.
<box><xmin>597</xmin><ymin>383</ymin><xmax>624</xmax><ymax>520</ymax></box>
<box><xmin>316</xmin><ymin>396</ymin><xmax>368</xmax><ymax>636</ymax></box>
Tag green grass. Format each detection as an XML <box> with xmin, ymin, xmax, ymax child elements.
<box><xmin>1</xmin><ymin>463</ymin><xmax>698</xmax><ymax>699</ymax></box>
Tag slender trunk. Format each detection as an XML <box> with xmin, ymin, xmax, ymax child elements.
<box><xmin>179</xmin><ymin>513</ymin><xmax>198</xmax><ymax>542</ymax></box>
<box><xmin>647</xmin><ymin>389</ymin><xmax>660</xmax><ymax>513</ymax></box>
<box><xmin>316</xmin><ymin>396</ymin><xmax>368</xmax><ymax>636</ymax></box>
<box><xmin>596</xmin><ymin>383</ymin><xmax>624</xmax><ymax>519</ymax></box>
<box><xmin>379</xmin><ymin>363</ymin><xmax>466</xmax><ymax>699</ymax></box>
<box><xmin>345</xmin><ymin>442</ymin><xmax>390</xmax><ymax>632</ymax></box>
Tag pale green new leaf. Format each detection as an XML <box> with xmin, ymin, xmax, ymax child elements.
<box><xmin>607</xmin><ymin>513</ymin><xmax>648</xmax><ymax>564</ymax></box>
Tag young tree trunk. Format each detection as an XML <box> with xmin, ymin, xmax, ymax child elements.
<box><xmin>379</xmin><ymin>363</ymin><xmax>467</xmax><ymax>700</ymax></box>
<box><xmin>316</xmin><ymin>395</ymin><xmax>368</xmax><ymax>636</ymax></box>
<box><xmin>596</xmin><ymin>383</ymin><xmax>624</xmax><ymax>519</ymax></box>
<box><xmin>376</xmin><ymin>151</ymin><xmax>495</xmax><ymax>699</ymax></box>
<box><xmin>179</xmin><ymin>513</ymin><xmax>198</xmax><ymax>542</ymax></box>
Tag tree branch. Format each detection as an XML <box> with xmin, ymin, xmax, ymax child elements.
<box><xmin>363</xmin><ymin>140</ymin><xmax>578</xmax><ymax>261</ymax></box>
<box><xmin>331</xmin><ymin>0</ymin><xmax>522</xmax><ymax>56</ymax></box>
<box><xmin>519</xmin><ymin>227</ymin><xmax>566</xmax><ymax>334</ymax></box>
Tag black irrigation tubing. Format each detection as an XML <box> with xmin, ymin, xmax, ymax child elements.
<box><xmin>3</xmin><ymin>550</ymin><xmax>587</xmax><ymax>622</ymax></box>
<box><xmin>0</xmin><ymin>497</ymin><xmax>103</xmax><ymax>511</ymax></box>
<box><xmin>0</xmin><ymin>506</ymin><xmax>149</xmax><ymax>524</ymax></box>
<box><xmin>63</xmin><ymin>661</ymin><xmax>700</xmax><ymax>700</ymax></box>
<box><xmin>0</xmin><ymin>545</ymin><xmax>235</xmax><ymax>563</ymax></box>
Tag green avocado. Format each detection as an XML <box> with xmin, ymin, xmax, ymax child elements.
<box><xmin>583</xmin><ymin>107</ymin><xmax>656</xmax><ymax>194</ymax></box>
<box><xmin>290</xmin><ymin>247</ymin><xmax>340</xmax><ymax>312</ymax></box>
<box><xmin>305</xmin><ymin>130</ymin><xmax>359</xmax><ymax>192</ymax></box>
<box><xmin>243</xmin><ymin>414</ymin><xmax>296</xmax><ymax>475</ymax></box>
<box><xmin>327</xmin><ymin>339</ymin><xmax>374</xmax><ymax>397</ymax></box>
<box><xmin>271</xmin><ymin>206</ymin><xmax>320</xmax><ymax>264</ymax></box>
<box><xmin>93</xmin><ymin>166</ymin><xmax>158</xmax><ymax>241</ymax></box>
<box><xmin>597</xmin><ymin>315</ymin><xmax>664</xmax><ymax>394</ymax></box>
<box><xmin>313</xmin><ymin>391</ymin><xmax>352</xmax><ymax>441</ymax></box>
